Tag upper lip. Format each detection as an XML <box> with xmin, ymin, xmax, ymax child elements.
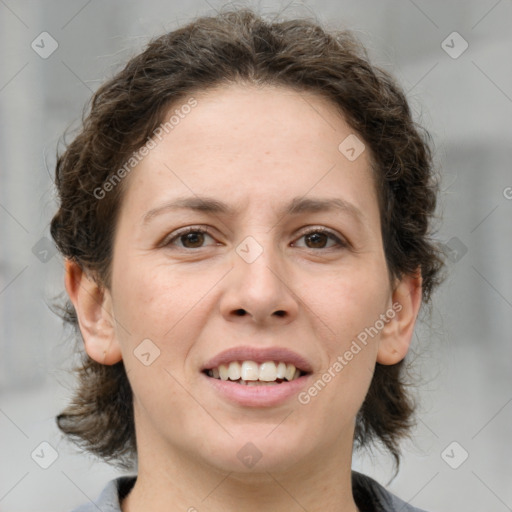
<box><xmin>201</xmin><ymin>346</ymin><xmax>313</xmax><ymax>373</ymax></box>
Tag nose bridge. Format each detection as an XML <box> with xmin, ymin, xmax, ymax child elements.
<box><xmin>221</xmin><ymin>231</ymin><xmax>298</xmax><ymax>324</ymax></box>
<box><xmin>236</xmin><ymin>232</ymin><xmax>284</xmax><ymax>296</ymax></box>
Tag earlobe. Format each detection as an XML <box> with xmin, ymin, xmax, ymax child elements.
<box><xmin>377</xmin><ymin>270</ymin><xmax>422</xmax><ymax>365</ymax></box>
<box><xmin>64</xmin><ymin>259</ymin><xmax>123</xmax><ymax>365</ymax></box>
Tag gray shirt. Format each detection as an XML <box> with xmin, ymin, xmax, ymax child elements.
<box><xmin>71</xmin><ymin>472</ymin><xmax>429</xmax><ymax>511</ymax></box>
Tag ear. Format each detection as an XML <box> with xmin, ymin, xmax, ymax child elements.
<box><xmin>64</xmin><ymin>259</ymin><xmax>122</xmax><ymax>365</ymax></box>
<box><xmin>377</xmin><ymin>270</ymin><xmax>422</xmax><ymax>365</ymax></box>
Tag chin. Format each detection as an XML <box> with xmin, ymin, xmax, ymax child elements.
<box><xmin>198</xmin><ymin>429</ymin><xmax>315</xmax><ymax>475</ymax></box>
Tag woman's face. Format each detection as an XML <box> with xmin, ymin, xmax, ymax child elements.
<box><xmin>106</xmin><ymin>84</ymin><xmax>402</xmax><ymax>473</ymax></box>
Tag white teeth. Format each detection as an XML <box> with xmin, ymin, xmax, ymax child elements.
<box><xmin>259</xmin><ymin>361</ymin><xmax>277</xmax><ymax>381</ymax></box>
<box><xmin>208</xmin><ymin>360</ymin><xmax>302</xmax><ymax>382</ymax></box>
<box><xmin>219</xmin><ymin>364</ymin><xmax>229</xmax><ymax>381</ymax></box>
<box><xmin>227</xmin><ymin>361</ymin><xmax>241</xmax><ymax>380</ymax></box>
<box><xmin>285</xmin><ymin>363</ymin><xmax>296</xmax><ymax>381</ymax></box>
<box><xmin>240</xmin><ymin>361</ymin><xmax>259</xmax><ymax>381</ymax></box>
<box><xmin>276</xmin><ymin>362</ymin><xmax>287</xmax><ymax>379</ymax></box>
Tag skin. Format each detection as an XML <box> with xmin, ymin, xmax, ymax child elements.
<box><xmin>65</xmin><ymin>83</ymin><xmax>422</xmax><ymax>512</ymax></box>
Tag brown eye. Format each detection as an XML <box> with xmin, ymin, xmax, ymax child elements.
<box><xmin>305</xmin><ymin>232</ymin><xmax>329</xmax><ymax>249</ymax></box>
<box><xmin>180</xmin><ymin>231</ymin><xmax>206</xmax><ymax>248</ymax></box>
<box><xmin>293</xmin><ymin>228</ymin><xmax>347</xmax><ymax>250</ymax></box>
<box><xmin>164</xmin><ymin>227</ymin><xmax>216</xmax><ymax>249</ymax></box>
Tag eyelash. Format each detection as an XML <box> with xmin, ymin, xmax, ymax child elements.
<box><xmin>162</xmin><ymin>225</ymin><xmax>348</xmax><ymax>251</ymax></box>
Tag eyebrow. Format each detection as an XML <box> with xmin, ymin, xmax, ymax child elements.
<box><xmin>142</xmin><ymin>195</ymin><xmax>366</xmax><ymax>225</ymax></box>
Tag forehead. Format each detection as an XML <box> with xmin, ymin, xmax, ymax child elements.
<box><xmin>165</xmin><ymin>83</ymin><xmax>354</xmax><ymax>159</ymax></box>
<box><xmin>119</xmin><ymin>83</ymin><xmax>379</xmax><ymax>224</ymax></box>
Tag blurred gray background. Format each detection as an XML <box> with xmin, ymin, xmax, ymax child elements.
<box><xmin>0</xmin><ymin>1</ymin><xmax>511</xmax><ymax>511</ymax></box>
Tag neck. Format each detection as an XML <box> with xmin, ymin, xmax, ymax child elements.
<box><xmin>122</xmin><ymin>431</ymin><xmax>359</xmax><ymax>512</ymax></box>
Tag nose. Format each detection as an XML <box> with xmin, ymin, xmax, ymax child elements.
<box><xmin>219</xmin><ymin>239</ymin><xmax>299</xmax><ymax>327</ymax></box>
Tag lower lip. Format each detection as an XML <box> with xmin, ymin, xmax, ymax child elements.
<box><xmin>203</xmin><ymin>373</ymin><xmax>311</xmax><ymax>407</ymax></box>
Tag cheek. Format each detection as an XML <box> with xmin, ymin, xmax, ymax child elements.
<box><xmin>112</xmin><ymin>261</ymin><xmax>206</xmax><ymax>340</ymax></box>
<box><xmin>303</xmin><ymin>263</ymin><xmax>391</xmax><ymax>347</ymax></box>
<box><xmin>298</xmin><ymin>263</ymin><xmax>390</xmax><ymax>407</ymax></box>
<box><xmin>110</xmin><ymin>259</ymin><xmax>227</xmax><ymax>385</ymax></box>
<box><xmin>110</xmin><ymin>262</ymin><xmax>210</xmax><ymax>424</ymax></box>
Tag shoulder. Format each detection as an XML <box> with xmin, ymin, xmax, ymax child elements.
<box><xmin>352</xmin><ymin>471</ymin><xmax>431</xmax><ymax>512</ymax></box>
<box><xmin>70</xmin><ymin>476</ymin><xmax>136</xmax><ymax>512</ymax></box>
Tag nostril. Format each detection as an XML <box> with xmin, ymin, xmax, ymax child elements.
<box><xmin>232</xmin><ymin>309</ymin><xmax>286</xmax><ymax>317</ymax></box>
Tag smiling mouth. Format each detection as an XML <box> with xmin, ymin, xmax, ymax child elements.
<box><xmin>203</xmin><ymin>360</ymin><xmax>308</xmax><ymax>386</ymax></box>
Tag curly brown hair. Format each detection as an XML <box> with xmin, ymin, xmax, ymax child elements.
<box><xmin>50</xmin><ymin>7</ymin><xmax>443</xmax><ymax>469</ymax></box>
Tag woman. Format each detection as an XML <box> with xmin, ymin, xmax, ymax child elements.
<box><xmin>51</xmin><ymin>7</ymin><xmax>443</xmax><ymax>512</ymax></box>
